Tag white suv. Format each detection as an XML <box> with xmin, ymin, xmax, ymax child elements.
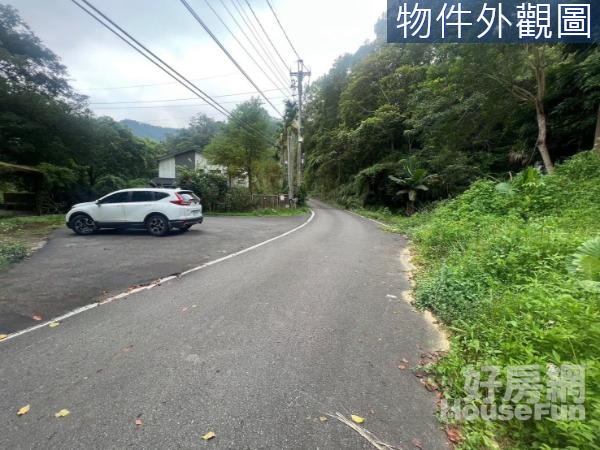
<box><xmin>66</xmin><ymin>189</ymin><xmax>203</xmax><ymax>237</ymax></box>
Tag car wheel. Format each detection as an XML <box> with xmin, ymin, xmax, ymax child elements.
<box><xmin>71</xmin><ymin>214</ymin><xmax>96</xmax><ymax>236</ymax></box>
<box><xmin>146</xmin><ymin>214</ymin><xmax>170</xmax><ymax>237</ymax></box>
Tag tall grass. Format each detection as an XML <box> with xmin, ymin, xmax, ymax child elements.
<box><xmin>364</xmin><ymin>152</ymin><xmax>600</xmax><ymax>449</ymax></box>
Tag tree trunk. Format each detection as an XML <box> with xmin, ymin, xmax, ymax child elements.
<box><xmin>594</xmin><ymin>104</ymin><xmax>600</xmax><ymax>155</ymax></box>
<box><xmin>535</xmin><ymin>98</ymin><xmax>554</xmax><ymax>173</ymax></box>
<box><xmin>533</xmin><ymin>46</ymin><xmax>554</xmax><ymax>174</ymax></box>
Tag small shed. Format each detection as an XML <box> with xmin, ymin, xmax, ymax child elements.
<box><xmin>0</xmin><ymin>162</ymin><xmax>44</xmax><ymax>215</ymax></box>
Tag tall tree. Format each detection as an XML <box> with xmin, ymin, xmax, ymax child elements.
<box><xmin>487</xmin><ymin>45</ymin><xmax>559</xmax><ymax>173</ymax></box>
<box><xmin>205</xmin><ymin>99</ymin><xmax>273</xmax><ymax>194</ymax></box>
<box><xmin>164</xmin><ymin>113</ymin><xmax>222</xmax><ymax>155</ymax></box>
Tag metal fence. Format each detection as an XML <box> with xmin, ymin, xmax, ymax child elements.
<box><xmin>251</xmin><ymin>194</ymin><xmax>292</xmax><ymax>209</ymax></box>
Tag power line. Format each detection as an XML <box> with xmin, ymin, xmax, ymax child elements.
<box><xmin>217</xmin><ymin>0</ymin><xmax>290</xmax><ymax>90</ymax></box>
<box><xmin>71</xmin><ymin>0</ymin><xmax>277</xmax><ymax>145</ymax></box>
<box><xmin>178</xmin><ymin>0</ymin><xmax>283</xmax><ymax>117</ymax></box>
<box><xmin>242</xmin><ymin>0</ymin><xmax>289</xmax><ymax>72</ymax></box>
<box><xmin>265</xmin><ymin>0</ymin><xmax>301</xmax><ymax>60</ymax></box>
<box><xmin>230</xmin><ymin>0</ymin><xmax>289</xmax><ymax>84</ymax></box>
<box><xmin>78</xmin><ymin>73</ymin><xmax>236</xmax><ymax>91</ymax></box>
<box><xmin>73</xmin><ymin>0</ymin><xmax>227</xmax><ymax>116</ymax></box>
<box><xmin>92</xmin><ymin>95</ymin><xmax>287</xmax><ymax>110</ymax></box>
<box><xmin>89</xmin><ymin>87</ymin><xmax>284</xmax><ymax>105</ymax></box>
<box><xmin>200</xmin><ymin>0</ymin><xmax>290</xmax><ymax>98</ymax></box>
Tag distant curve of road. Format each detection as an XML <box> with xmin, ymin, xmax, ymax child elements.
<box><xmin>0</xmin><ymin>200</ymin><xmax>448</xmax><ymax>449</ymax></box>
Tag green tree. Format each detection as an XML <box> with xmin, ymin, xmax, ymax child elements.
<box><xmin>205</xmin><ymin>99</ymin><xmax>274</xmax><ymax>194</ymax></box>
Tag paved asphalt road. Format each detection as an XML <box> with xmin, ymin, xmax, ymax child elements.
<box><xmin>0</xmin><ymin>215</ymin><xmax>306</xmax><ymax>334</ymax></box>
<box><xmin>0</xmin><ymin>201</ymin><xmax>448</xmax><ymax>449</ymax></box>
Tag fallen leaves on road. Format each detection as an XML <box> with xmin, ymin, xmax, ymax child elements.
<box><xmin>202</xmin><ymin>431</ymin><xmax>216</xmax><ymax>441</ymax></box>
<box><xmin>446</xmin><ymin>427</ymin><xmax>462</xmax><ymax>444</ymax></box>
<box><xmin>48</xmin><ymin>322</ymin><xmax>60</xmax><ymax>328</ymax></box>
<box><xmin>319</xmin><ymin>416</ymin><xmax>328</xmax><ymax>422</ymax></box>
<box><xmin>135</xmin><ymin>418</ymin><xmax>143</xmax><ymax>427</ymax></box>
<box><xmin>17</xmin><ymin>405</ymin><xmax>30</xmax><ymax>416</ymax></box>
<box><xmin>420</xmin><ymin>378</ymin><xmax>439</xmax><ymax>392</ymax></box>
<box><xmin>399</xmin><ymin>358</ymin><xmax>410</xmax><ymax>370</ymax></box>
<box><xmin>0</xmin><ymin>334</ymin><xmax>7</xmax><ymax>341</ymax></box>
<box><xmin>351</xmin><ymin>414</ymin><xmax>365</xmax><ymax>424</ymax></box>
<box><xmin>32</xmin><ymin>315</ymin><xmax>42</xmax><ymax>322</ymax></box>
<box><xmin>55</xmin><ymin>409</ymin><xmax>70</xmax><ymax>418</ymax></box>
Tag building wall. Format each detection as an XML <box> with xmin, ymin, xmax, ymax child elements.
<box><xmin>175</xmin><ymin>151</ymin><xmax>197</xmax><ymax>171</ymax></box>
<box><xmin>158</xmin><ymin>158</ymin><xmax>176</xmax><ymax>179</ymax></box>
<box><xmin>195</xmin><ymin>153</ymin><xmax>225</xmax><ymax>173</ymax></box>
<box><xmin>159</xmin><ymin>151</ymin><xmax>228</xmax><ymax>179</ymax></box>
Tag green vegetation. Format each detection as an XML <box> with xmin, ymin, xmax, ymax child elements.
<box><xmin>359</xmin><ymin>152</ymin><xmax>600</xmax><ymax>449</ymax></box>
<box><xmin>204</xmin><ymin>99</ymin><xmax>283</xmax><ymax>195</ymax></box>
<box><xmin>0</xmin><ymin>214</ymin><xmax>62</xmax><ymax>270</ymax></box>
<box><xmin>304</xmin><ymin>19</ymin><xmax>599</xmax><ymax>210</ymax></box>
<box><xmin>1</xmin><ymin>5</ymin><xmax>290</xmax><ymax>214</ymax></box>
<box><xmin>0</xmin><ymin>5</ymin><xmax>162</xmax><ymax>210</ymax></box>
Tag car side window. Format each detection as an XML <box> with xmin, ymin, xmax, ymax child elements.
<box><xmin>153</xmin><ymin>192</ymin><xmax>170</xmax><ymax>201</ymax></box>
<box><xmin>101</xmin><ymin>192</ymin><xmax>130</xmax><ymax>204</ymax></box>
<box><xmin>131</xmin><ymin>191</ymin><xmax>154</xmax><ymax>202</ymax></box>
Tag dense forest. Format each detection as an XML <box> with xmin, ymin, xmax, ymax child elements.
<box><xmin>0</xmin><ymin>4</ymin><xmax>163</xmax><ymax>207</ymax></box>
<box><xmin>303</xmin><ymin>17</ymin><xmax>600</xmax><ymax>211</ymax></box>
<box><xmin>0</xmin><ymin>4</ymin><xmax>283</xmax><ymax>212</ymax></box>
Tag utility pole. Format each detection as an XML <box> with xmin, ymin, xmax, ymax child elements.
<box><xmin>287</xmin><ymin>128</ymin><xmax>294</xmax><ymax>202</ymax></box>
<box><xmin>291</xmin><ymin>59</ymin><xmax>311</xmax><ymax>188</ymax></box>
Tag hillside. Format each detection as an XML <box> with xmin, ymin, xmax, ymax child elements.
<box><xmin>359</xmin><ymin>152</ymin><xmax>600</xmax><ymax>449</ymax></box>
<box><xmin>119</xmin><ymin>119</ymin><xmax>181</xmax><ymax>142</ymax></box>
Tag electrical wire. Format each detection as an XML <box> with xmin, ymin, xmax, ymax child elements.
<box><xmin>78</xmin><ymin>73</ymin><xmax>236</xmax><ymax>91</ymax></box>
<box><xmin>200</xmin><ymin>0</ymin><xmax>290</xmax><ymax>98</ymax></box>
<box><xmin>178</xmin><ymin>0</ymin><xmax>283</xmax><ymax>117</ymax></box>
<box><xmin>217</xmin><ymin>0</ymin><xmax>290</xmax><ymax>90</ymax></box>
<box><xmin>230</xmin><ymin>0</ymin><xmax>289</xmax><ymax>84</ymax></box>
<box><xmin>242</xmin><ymin>0</ymin><xmax>289</xmax><ymax>72</ymax></box>
<box><xmin>89</xmin><ymin>87</ymin><xmax>284</xmax><ymax>105</ymax></box>
<box><xmin>265</xmin><ymin>0</ymin><xmax>301</xmax><ymax>60</ymax></box>
<box><xmin>72</xmin><ymin>0</ymin><xmax>277</xmax><ymax>145</ymax></box>
<box><xmin>92</xmin><ymin>95</ymin><xmax>287</xmax><ymax>110</ymax></box>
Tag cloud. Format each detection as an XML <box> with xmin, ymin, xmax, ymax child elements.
<box><xmin>9</xmin><ymin>0</ymin><xmax>385</xmax><ymax>127</ymax></box>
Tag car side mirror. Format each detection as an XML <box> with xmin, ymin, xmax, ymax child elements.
<box><xmin>95</xmin><ymin>200</ymin><xmax>102</xmax><ymax>206</ymax></box>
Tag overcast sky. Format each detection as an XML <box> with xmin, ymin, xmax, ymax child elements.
<box><xmin>9</xmin><ymin>0</ymin><xmax>385</xmax><ymax>128</ymax></box>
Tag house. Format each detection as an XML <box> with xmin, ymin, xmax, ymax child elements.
<box><xmin>154</xmin><ymin>150</ymin><xmax>225</xmax><ymax>187</ymax></box>
<box><xmin>155</xmin><ymin>149</ymin><xmax>249</xmax><ymax>188</ymax></box>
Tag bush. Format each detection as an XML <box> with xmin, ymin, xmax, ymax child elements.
<box><xmin>395</xmin><ymin>152</ymin><xmax>600</xmax><ymax>449</ymax></box>
<box><xmin>178</xmin><ymin>169</ymin><xmax>229</xmax><ymax>212</ymax></box>
<box><xmin>0</xmin><ymin>241</ymin><xmax>28</xmax><ymax>268</ymax></box>
<box><xmin>223</xmin><ymin>186</ymin><xmax>254</xmax><ymax>212</ymax></box>
<box><xmin>93</xmin><ymin>175</ymin><xmax>127</xmax><ymax>198</ymax></box>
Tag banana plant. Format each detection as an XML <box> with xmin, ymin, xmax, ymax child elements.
<box><xmin>389</xmin><ymin>167</ymin><xmax>435</xmax><ymax>215</ymax></box>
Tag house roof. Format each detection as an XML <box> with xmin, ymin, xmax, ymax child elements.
<box><xmin>158</xmin><ymin>149</ymin><xmax>200</xmax><ymax>162</ymax></box>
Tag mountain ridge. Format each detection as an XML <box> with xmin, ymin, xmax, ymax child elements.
<box><xmin>120</xmin><ymin>119</ymin><xmax>181</xmax><ymax>142</ymax></box>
